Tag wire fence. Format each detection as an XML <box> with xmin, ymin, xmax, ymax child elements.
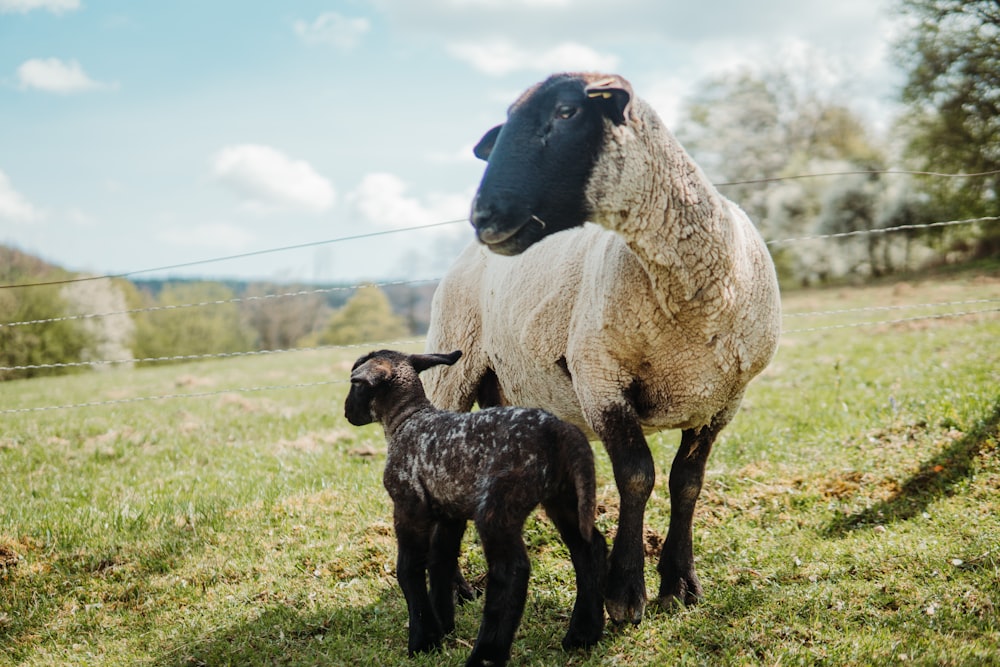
<box><xmin>2</xmin><ymin>168</ymin><xmax>998</xmax><ymax>415</ymax></box>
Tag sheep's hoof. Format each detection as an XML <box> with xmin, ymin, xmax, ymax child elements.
<box><xmin>655</xmin><ymin>575</ymin><xmax>702</xmax><ymax>611</ymax></box>
<box><xmin>605</xmin><ymin>591</ymin><xmax>645</xmax><ymax>626</ymax></box>
<box><xmin>604</xmin><ymin>566</ymin><xmax>646</xmax><ymax>625</ymax></box>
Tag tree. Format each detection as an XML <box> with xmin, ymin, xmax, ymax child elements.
<box><xmin>895</xmin><ymin>0</ymin><xmax>1000</xmax><ymax>246</ymax></box>
<box><xmin>816</xmin><ymin>173</ymin><xmax>884</xmax><ymax>276</ymax></box>
<box><xmin>0</xmin><ymin>246</ymin><xmax>92</xmax><ymax>381</ymax></box>
<box><xmin>132</xmin><ymin>282</ymin><xmax>254</xmax><ymax>364</ymax></box>
<box><xmin>677</xmin><ymin>68</ymin><xmax>887</xmax><ymax>284</ymax></box>
<box><xmin>241</xmin><ymin>283</ymin><xmax>326</xmax><ymax>350</ymax></box>
<box><xmin>676</xmin><ymin>67</ymin><xmax>885</xmax><ymax>237</ymax></box>
<box><xmin>60</xmin><ymin>277</ymin><xmax>135</xmax><ymax>369</ymax></box>
<box><xmin>315</xmin><ymin>284</ymin><xmax>409</xmax><ymax>346</ymax></box>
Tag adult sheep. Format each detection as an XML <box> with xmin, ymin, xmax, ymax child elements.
<box><xmin>424</xmin><ymin>72</ymin><xmax>781</xmax><ymax>624</ymax></box>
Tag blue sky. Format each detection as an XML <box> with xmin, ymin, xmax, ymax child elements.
<box><xmin>0</xmin><ymin>0</ymin><xmax>901</xmax><ymax>284</ymax></box>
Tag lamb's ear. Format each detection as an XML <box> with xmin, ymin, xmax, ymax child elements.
<box><xmin>410</xmin><ymin>350</ymin><xmax>463</xmax><ymax>373</ymax></box>
<box><xmin>473</xmin><ymin>125</ymin><xmax>502</xmax><ymax>161</ymax></box>
<box><xmin>585</xmin><ymin>76</ymin><xmax>632</xmax><ymax>126</ymax></box>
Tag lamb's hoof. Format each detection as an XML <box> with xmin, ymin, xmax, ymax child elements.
<box><xmin>455</xmin><ymin>575</ymin><xmax>478</xmax><ymax>605</ymax></box>
<box><xmin>561</xmin><ymin>626</ymin><xmax>602</xmax><ymax>651</ymax></box>
<box><xmin>408</xmin><ymin>631</ymin><xmax>445</xmax><ymax>657</ymax></box>
<box><xmin>465</xmin><ymin>644</ymin><xmax>509</xmax><ymax>667</ymax></box>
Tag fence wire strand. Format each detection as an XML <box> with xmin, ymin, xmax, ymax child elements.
<box><xmin>2</xmin><ymin>166</ymin><xmax>998</xmax><ymax>414</ymax></box>
<box><xmin>1</xmin><ymin>216</ymin><xmax>995</xmax><ymax>329</ymax></box>
<box><xmin>1</xmin><ymin>309</ymin><xmax>995</xmax><ymax>414</ymax></box>
<box><xmin>765</xmin><ymin>216</ymin><xmax>998</xmax><ymax>246</ymax></box>
<box><xmin>0</xmin><ymin>380</ymin><xmax>348</xmax><ymax>415</ymax></box>
<box><xmin>0</xmin><ymin>306</ymin><xmax>1000</xmax><ymax>415</ymax></box>
<box><xmin>1</xmin><ymin>166</ymin><xmax>997</xmax><ymax>292</ymax></box>
<box><xmin>0</xmin><ymin>279</ymin><xmax>437</xmax><ymax>329</ymax></box>
<box><xmin>2</xmin><ymin>300</ymin><xmax>997</xmax><ymax>374</ymax></box>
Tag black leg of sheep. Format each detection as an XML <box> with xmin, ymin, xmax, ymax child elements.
<box><xmin>656</xmin><ymin>421</ymin><xmax>723</xmax><ymax>608</ymax></box>
<box><xmin>596</xmin><ymin>403</ymin><xmax>656</xmax><ymax>625</ymax></box>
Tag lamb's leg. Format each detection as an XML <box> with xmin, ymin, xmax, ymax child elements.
<box><xmin>428</xmin><ymin>518</ymin><xmax>466</xmax><ymax>633</ymax></box>
<box><xmin>596</xmin><ymin>403</ymin><xmax>655</xmax><ymax>625</ymax></box>
<box><xmin>655</xmin><ymin>419</ymin><xmax>721</xmax><ymax>608</ymax></box>
<box><xmin>394</xmin><ymin>514</ymin><xmax>443</xmax><ymax>655</ymax></box>
<box><xmin>544</xmin><ymin>500</ymin><xmax>607</xmax><ymax>649</ymax></box>
<box><xmin>466</xmin><ymin>522</ymin><xmax>530</xmax><ymax>667</ymax></box>
<box><xmin>421</xmin><ymin>343</ymin><xmax>494</xmax><ymax>604</ymax></box>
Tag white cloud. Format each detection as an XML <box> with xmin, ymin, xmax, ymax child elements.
<box><xmin>156</xmin><ymin>223</ymin><xmax>256</xmax><ymax>251</ymax></box>
<box><xmin>211</xmin><ymin>144</ymin><xmax>335</xmax><ymax>214</ymax></box>
<box><xmin>17</xmin><ymin>58</ymin><xmax>113</xmax><ymax>94</ymax></box>
<box><xmin>447</xmin><ymin>39</ymin><xmax>619</xmax><ymax>76</ymax></box>
<box><xmin>349</xmin><ymin>172</ymin><xmax>470</xmax><ymax>229</ymax></box>
<box><xmin>0</xmin><ymin>0</ymin><xmax>78</xmax><ymax>14</ymax></box>
<box><xmin>294</xmin><ymin>12</ymin><xmax>371</xmax><ymax>49</ymax></box>
<box><xmin>0</xmin><ymin>170</ymin><xmax>43</xmax><ymax>223</ymax></box>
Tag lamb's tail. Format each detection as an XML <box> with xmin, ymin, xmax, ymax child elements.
<box><xmin>558</xmin><ymin>422</ymin><xmax>598</xmax><ymax>541</ymax></box>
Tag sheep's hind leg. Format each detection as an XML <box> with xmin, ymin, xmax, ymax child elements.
<box><xmin>466</xmin><ymin>523</ymin><xmax>530</xmax><ymax>667</ymax></box>
<box><xmin>655</xmin><ymin>419</ymin><xmax>721</xmax><ymax>609</ymax></box>
<box><xmin>597</xmin><ymin>403</ymin><xmax>655</xmax><ymax>625</ymax></box>
<box><xmin>544</xmin><ymin>500</ymin><xmax>607</xmax><ymax>649</ymax></box>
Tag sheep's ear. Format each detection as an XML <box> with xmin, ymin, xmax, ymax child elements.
<box><xmin>585</xmin><ymin>76</ymin><xmax>632</xmax><ymax>126</ymax></box>
<box><xmin>410</xmin><ymin>350</ymin><xmax>463</xmax><ymax>373</ymax></box>
<box><xmin>473</xmin><ymin>125</ymin><xmax>502</xmax><ymax>161</ymax></box>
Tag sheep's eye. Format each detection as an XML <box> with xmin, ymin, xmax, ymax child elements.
<box><xmin>554</xmin><ymin>105</ymin><xmax>577</xmax><ymax>120</ymax></box>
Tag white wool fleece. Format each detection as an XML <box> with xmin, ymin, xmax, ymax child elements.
<box><xmin>424</xmin><ymin>92</ymin><xmax>781</xmax><ymax>440</ymax></box>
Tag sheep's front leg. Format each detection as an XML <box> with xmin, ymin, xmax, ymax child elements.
<box><xmin>656</xmin><ymin>420</ymin><xmax>721</xmax><ymax>608</ymax></box>
<box><xmin>466</xmin><ymin>522</ymin><xmax>530</xmax><ymax>667</ymax></box>
<box><xmin>394</xmin><ymin>514</ymin><xmax>443</xmax><ymax>656</ymax></box>
<box><xmin>596</xmin><ymin>403</ymin><xmax>655</xmax><ymax>625</ymax></box>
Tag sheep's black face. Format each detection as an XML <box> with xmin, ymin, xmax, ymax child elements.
<box><xmin>470</xmin><ymin>73</ymin><xmax>631</xmax><ymax>256</ymax></box>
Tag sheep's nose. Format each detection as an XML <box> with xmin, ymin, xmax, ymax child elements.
<box><xmin>472</xmin><ymin>210</ymin><xmax>517</xmax><ymax>246</ymax></box>
<box><xmin>471</xmin><ymin>201</ymin><xmax>504</xmax><ymax>243</ymax></box>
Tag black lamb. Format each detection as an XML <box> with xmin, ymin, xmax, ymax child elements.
<box><xmin>344</xmin><ymin>349</ymin><xmax>607</xmax><ymax>667</ymax></box>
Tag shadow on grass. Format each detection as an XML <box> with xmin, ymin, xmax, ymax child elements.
<box><xmin>152</xmin><ymin>587</ymin><xmax>487</xmax><ymax>667</ymax></box>
<box><xmin>824</xmin><ymin>397</ymin><xmax>1000</xmax><ymax>536</ymax></box>
<box><xmin>152</xmin><ymin>583</ymin><xmax>587</xmax><ymax>667</ymax></box>
<box><xmin>154</xmin><ymin>592</ymin><xmax>406</xmax><ymax>667</ymax></box>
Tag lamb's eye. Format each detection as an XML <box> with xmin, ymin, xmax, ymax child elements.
<box><xmin>554</xmin><ymin>105</ymin><xmax>577</xmax><ymax>120</ymax></box>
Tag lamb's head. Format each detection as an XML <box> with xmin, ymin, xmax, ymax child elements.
<box><xmin>469</xmin><ymin>72</ymin><xmax>634</xmax><ymax>256</ymax></box>
<box><xmin>344</xmin><ymin>349</ymin><xmax>463</xmax><ymax>426</ymax></box>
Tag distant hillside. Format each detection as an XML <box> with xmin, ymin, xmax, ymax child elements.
<box><xmin>0</xmin><ymin>245</ymin><xmax>67</xmax><ymax>283</ymax></box>
<box><xmin>132</xmin><ymin>277</ymin><xmax>440</xmax><ymax>334</ymax></box>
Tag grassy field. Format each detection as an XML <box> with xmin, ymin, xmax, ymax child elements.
<box><xmin>1</xmin><ymin>266</ymin><xmax>998</xmax><ymax>666</ymax></box>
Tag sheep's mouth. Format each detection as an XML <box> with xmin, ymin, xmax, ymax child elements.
<box><xmin>475</xmin><ymin>216</ymin><xmax>547</xmax><ymax>256</ymax></box>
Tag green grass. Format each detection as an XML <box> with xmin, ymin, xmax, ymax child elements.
<box><xmin>2</xmin><ymin>268</ymin><xmax>998</xmax><ymax>666</ymax></box>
